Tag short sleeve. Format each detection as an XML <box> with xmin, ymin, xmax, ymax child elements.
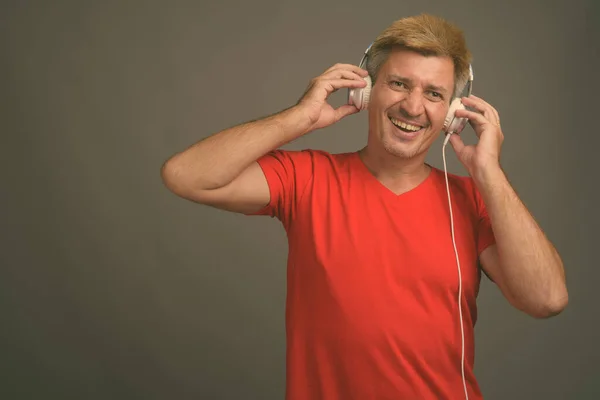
<box><xmin>245</xmin><ymin>149</ymin><xmax>314</xmax><ymax>227</ymax></box>
<box><xmin>473</xmin><ymin>184</ymin><xmax>496</xmax><ymax>256</ymax></box>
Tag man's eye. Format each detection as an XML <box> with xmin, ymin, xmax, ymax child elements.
<box><xmin>428</xmin><ymin>91</ymin><xmax>443</xmax><ymax>101</ymax></box>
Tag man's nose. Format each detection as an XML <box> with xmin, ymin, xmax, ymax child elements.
<box><xmin>400</xmin><ymin>90</ymin><xmax>425</xmax><ymax>118</ymax></box>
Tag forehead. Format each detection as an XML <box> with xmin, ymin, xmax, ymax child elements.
<box><xmin>380</xmin><ymin>48</ymin><xmax>455</xmax><ymax>89</ymax></box>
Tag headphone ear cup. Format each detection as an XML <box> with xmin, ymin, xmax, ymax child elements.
<box><xmin>443</xmin><ymin>98</ymin><xmax>468</xmax><ymax>134</ymax></box>
<box><xmin>361</xmin><ymin>75</ymin><xmax>372</xmax><ymax>110</ymax></box>
<box><xmin>349</xmin><ymin>75</ymin><xmax>372</xmax><ymax>110</ymax></box>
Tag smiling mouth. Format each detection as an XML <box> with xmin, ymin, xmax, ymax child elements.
<box><xmin>388</xmin><ymin>116</ymin><xmax>425</xmax><ymax>133</ymax></box>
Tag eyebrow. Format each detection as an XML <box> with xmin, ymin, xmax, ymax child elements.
<box><xmin>387</xmin><ymin>74</ymin><xmax>449</xmax><ymax>95</ymax></box>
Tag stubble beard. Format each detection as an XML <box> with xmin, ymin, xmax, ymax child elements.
<box><xmin>380</xmin><ymin>129</ymin><xmax>429</xmax><ymax>160</ymax></box>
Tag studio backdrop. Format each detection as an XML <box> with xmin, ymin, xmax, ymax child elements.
<box><xmin>2</xmin><ymin>1</ymin><xmax>598</xmax><ymax>399</ymax></box>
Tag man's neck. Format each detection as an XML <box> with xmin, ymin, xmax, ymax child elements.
<box><xmin>357</xmin><ymin>146</ymin><xmax>431</xmax><ymax>195</ymax></box>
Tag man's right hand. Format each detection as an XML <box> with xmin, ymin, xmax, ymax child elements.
<box><xmin>296</xmin><ymin>63</ymin><xmax>369</xmax><ymax>131</ymax></box>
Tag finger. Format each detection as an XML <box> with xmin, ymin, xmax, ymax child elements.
<box><xmin>319</xmin><ymin>78</ymin><xmax>367</xmax><ymax>92</ymax></box>
<box><xmin>321</xmin><ymin>69</ymin><xmax>367</xmax><ymax>82</ymax></box>
<box><xmin>334</xmin><ymin>104</ymin><xmax>360</xmax><ymax>120</ymax></box>
<box><xmin>454</xmin><ymin>108</ymin><xmax>495</xmax><ymax>135</ymax></box>
<box><xmin>471</xmin><ymin>95</ymin><xmax>500</xmax><ymax>123</ymax></box>
<box><xmin>468</xmin><ymin>94</ymin><xmax>495</xmax><ymax>110</ymax></box>
<box><xmin>448</xmin><ymin>133</ymin><xmax>466</xmax><ymax>153</ymax></box>
<box><xmin>462</xmin><ymin>96</ymin><xmax>500</xmax><ymax>126</ymax></box>
<box><xmin>461</xmin><ymin>96</ymin><xmax>494</xmax><ymax>119</ymax></box>
<box><xmin>324</xmin><ymin>63</ymin><xmax>369</xmax><ymax>77</ymax></box>
<box><xmin>490</xmin><ymin>106</ymin><xmax>501</xmax><ymax>128</ymax></box>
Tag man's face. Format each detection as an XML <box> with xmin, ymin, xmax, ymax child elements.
<box><xmin>367</xmin><ymin>47</ymin><xmax>455</xmax><ymax>160</ymax></box>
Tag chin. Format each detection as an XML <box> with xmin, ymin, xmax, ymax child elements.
<box><xmin>380</xmin><ymin>130</ymin><xmax>429</xmax><ymax>160</ymax></box>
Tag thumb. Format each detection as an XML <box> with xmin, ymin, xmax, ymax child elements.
<box><xmin>334</xmin><ymin>104</ymin><xmax>360</xmax><ymax>120</ymax></box>
<box><xmin>448</xmin><ymin>133</ymin><xmax>465</xmax><ymax>154</ymax></box>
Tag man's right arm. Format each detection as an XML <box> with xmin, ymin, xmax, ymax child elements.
<box><xmin>160</xmin><ymin>63</ymin><xmax>368</xmax><ymax>214</ymax></box>
<box><xmin>160</xmin><ymin>105</ymin><xmax>313</xmax><ymax>214</ymax></box>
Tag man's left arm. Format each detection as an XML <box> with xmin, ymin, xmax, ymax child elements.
<box><xmin>475</xmin><ymin>165</ymin><xmax>567</xmax><ymax>318</ymax></box>
<box><xmin>450</xmin><ymin>95</ymin><xmax>568</xmax><ymax>319</ymax></box>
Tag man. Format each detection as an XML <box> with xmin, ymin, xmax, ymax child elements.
<box><xmin>161</xmin><ymin>13</ymin><xmax>568</xmax><ymax>400</ymax></box>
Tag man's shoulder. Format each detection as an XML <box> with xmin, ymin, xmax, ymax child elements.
<box><xmin>265</xmin><ymin>148</ymin><xmax>357</xmax><ymax>168</ymax></box>
<box><xmin>429</xmin><ymin>165</ymin><xmax>479</xmax><ymax>201</ymax></box>
<box><xmin>428</xmin><ymin>166</ymin><xmax>486</xmax><ymax>215</ymax></box>
<box><xmin>271</xmin><ymin>148</ymin><xmax>355</xmax><ymax>159</ymax></box>
<box><xmin>429</xmin><ymin>165</ymin><xmax>475</xmax><ymax>187</ymax></box>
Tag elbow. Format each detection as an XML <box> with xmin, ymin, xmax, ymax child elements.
<box><xmin>160</xmin><ymin>159</ymin><xmax>180</xmax><ymax>192</ymax></box>
<box><xmin>160</xmin><ymin>157</ymin><xmax>215</xmax><ymax>202</ymax></box>
<box><xmin>529</xmin><ymin>289</ymin><xmax>569</xmax><ymax>319</ymax></box>
<box><xmin>161</xmin><ymin>157</ymin><xmax>192</xmax><ymax>197</ymax></box>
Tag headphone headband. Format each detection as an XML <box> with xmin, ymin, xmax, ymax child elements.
<box><xmin>357</xmin><ymin>43</ymin><xmax>373</xmax><ymax>69</ymax></box>
<box><xmin>463</xmin><ymin>64</ymin><xmax>474</xmax><ymax>97</ymax></box>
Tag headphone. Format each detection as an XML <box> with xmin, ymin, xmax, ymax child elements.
<box><xmin>347</xmin><ymin>43</ymin><xmax>474</xmax><ymax>135</ymax></box>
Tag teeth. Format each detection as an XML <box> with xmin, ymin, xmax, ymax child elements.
<box><xmin>390</xmin><ymin>117</ymin><xmax>421</xmax><ymax>132</ymax></box>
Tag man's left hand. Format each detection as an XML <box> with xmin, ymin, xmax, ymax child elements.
<box><xmin>448</xmin><ymin>95</ymin><xmax>504</xmax><ymax>179</ymax></box>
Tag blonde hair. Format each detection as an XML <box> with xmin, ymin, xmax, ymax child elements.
<box><xmin>366</xmin><ymin>14</ymin><xmax>472</xmax><ymax>98</ymax></box>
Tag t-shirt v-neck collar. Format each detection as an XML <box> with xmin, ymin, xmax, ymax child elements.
<box><xmin>350</xmin><ymin>152</ymin><xmax>436</xmax><ymax>202</ymax></box>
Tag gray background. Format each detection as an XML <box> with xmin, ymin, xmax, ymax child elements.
<box><xmin>2</xmin><ymin>0</ymin><xmax>598</xmax><ymax>399</ymax></box>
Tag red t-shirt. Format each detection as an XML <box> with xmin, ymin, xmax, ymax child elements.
<box><xmin>248</xmin><ymin>149</ymin><xmax>496</xmax><ymax>400</ymax></box>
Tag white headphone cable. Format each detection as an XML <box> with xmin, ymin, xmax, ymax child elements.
<box><xmin>442</xmin><ymin>132</ymin><xmax>468</xmax><ymax>400</ymax></box>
